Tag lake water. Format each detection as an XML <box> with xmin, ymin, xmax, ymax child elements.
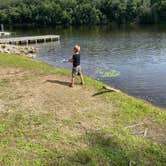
<box><xmin>11</xmin><ymin>25</ymin><xmax>166</xmax><ymax>108</ymax></box>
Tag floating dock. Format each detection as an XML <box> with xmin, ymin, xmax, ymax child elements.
<box><xmin>0</xmin><ymin>35</ymin><xmax>60</xmax><ymax>45</ymax></box>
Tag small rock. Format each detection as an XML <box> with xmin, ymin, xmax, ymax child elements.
<box><xmin>0</xmin><ymin>44</ymin><xmax>38</xmax><ymax>58</ymax></box>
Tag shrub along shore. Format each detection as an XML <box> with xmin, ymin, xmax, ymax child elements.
<box><xmin>0</xmin><ymin>53</ymin><xmax>165</xmax><ymax>165</ymax></box>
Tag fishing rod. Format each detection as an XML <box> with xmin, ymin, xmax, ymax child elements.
<box><xmin>58</xmin><ymin>58</ymin><xmax>89</xmax><ymax>65</ymax></box>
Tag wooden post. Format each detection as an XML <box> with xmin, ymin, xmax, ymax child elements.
<box><xmin>103</xmin><ymin>85</ymin><xmax>121</xmax><ymax>93</ymax></box>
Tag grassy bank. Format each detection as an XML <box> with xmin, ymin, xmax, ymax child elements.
<box><xmin>0</xmin><ymin>53</ymin><xmax>165</xmax><ymax>166</ymax></box>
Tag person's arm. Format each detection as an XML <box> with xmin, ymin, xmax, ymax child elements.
<box><xmin>67</xmin><ymin>55</ymin><xmax>75</xmax><ymax>63</ymax></box>
<box><xmin>67</xmin><ymin>58</ymin><xmax>74</xmax><ymax>63</ymax></box>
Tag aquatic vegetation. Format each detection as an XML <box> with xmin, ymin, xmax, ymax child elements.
<box><xmin>97</xmin><ymin>70</ymin><xmax>120</xmax><ymax>78</ymax></box>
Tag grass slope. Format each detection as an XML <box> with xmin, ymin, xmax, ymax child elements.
<box><xmin>0</xmin><ymin>53</ymin><xmax>166</xmax><ymax>166</ymax></box>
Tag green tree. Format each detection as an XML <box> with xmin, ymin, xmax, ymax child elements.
<box><xmin>0</xmin><ymin>0</ymin><xmax>165</xmax><ymax>25</ymax></box>
<box><xmin>74</xmin><ymin>3</ymin><xmax>100</xmax><ymax>25</ymax></box>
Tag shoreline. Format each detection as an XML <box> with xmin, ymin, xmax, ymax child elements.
<box><xmin>0</xmin><ymin>52</ymin><xmax>165</xmax><ymax>116</ymax></box>
<box><xmin>1</xmin><ymin>45</ymin><xmax>165</xmax><ymax>110</ymax></box>
<box><xmin>41</xmin><ymin>63</ymin><xmax>166</xmax><ymax>111</ymax></box>
<box><xmin>0</xmin><ymin>44</ymin><xmax>38</xmax><ymax>58</ymax></box>
<box><xmin>0</xmin><ymin>53</ymin><xmax>165</xmax><ymax>165</ymax></box>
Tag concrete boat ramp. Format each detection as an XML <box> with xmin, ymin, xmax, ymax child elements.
<box><xmin>0</xmin><ymin>35</ymin><xmax>60</xmax><ymax>45</ymax></box>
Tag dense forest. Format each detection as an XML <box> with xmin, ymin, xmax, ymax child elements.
<box><xmin>0</xmin><ymin>0</ymin><xmax>166</xmax><ymax>25</ymax></box>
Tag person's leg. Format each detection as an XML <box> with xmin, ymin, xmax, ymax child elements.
<box><xmin>71</xmin><ymin>67</ymin><xmax>76</xmax><ymax>87</ymax></box>
<box><xmin>78</xmin><ymin>66</ymin><xmax>84</xmax><ymax>85</ymax></box>
<box><xmin>80</xmin><ymin>74</ymin><xmax>84</xmax><ymax>85</ymax></box>
<box><xmin>71</xmin><ymin>77</ymin><xmax>75</xmax><ymax>87</ymax></box>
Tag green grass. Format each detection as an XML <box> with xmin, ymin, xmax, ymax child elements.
<box><xmin>0</xmin><ymin>53</ymin><xmax>166</xmax><ymax>166</ymax></box>
<box><xmin>0</xmin><ymin>53</ymin><xmax>70</xmax><ymax>75</ymax></box>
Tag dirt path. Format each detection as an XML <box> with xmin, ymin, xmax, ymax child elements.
<box><xmin>0</xmin><ymin>67</ymin><xmax>115</xmax><ymax>133</ymax></box>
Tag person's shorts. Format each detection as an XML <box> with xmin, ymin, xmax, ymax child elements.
<box><xmin>72</xmin><ymin>66</ymin><xmax>82</xmax><ymax>78</ymax></box>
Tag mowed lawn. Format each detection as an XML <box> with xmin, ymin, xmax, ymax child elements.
<box><xmin>0</xmin><ymin>53</ymin><xmax>166</xmax><ymax>166</ymax></box>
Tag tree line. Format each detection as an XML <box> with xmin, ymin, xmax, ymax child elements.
<box><xmin>0</xmin><ymin>0</ymin><xmax>165</xmax><ymax>25</ymax></box>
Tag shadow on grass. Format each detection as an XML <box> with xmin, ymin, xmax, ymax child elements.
<box><xmin>62</xmin><ymin>131</ymin><xmax>165</xmax><ymax>166</ymax></box>
<box><xmin>92</xmin><ymin>90</ymin><xmax>112</xmax><ymax>97</ymax></box>
<box><xmin>47</xmin><ymin>80</ymin><xmax>70</xmax><ymax>87</ymax></box>
<box><xmin>67</xmin><ymin>131</ymin><xmax>128</xmax><ymax>166</ymax></box>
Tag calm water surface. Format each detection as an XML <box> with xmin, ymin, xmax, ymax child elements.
<box><xmin>11</xmin><ymin>26</ymin><xmax>166</xmax><ymax>108</ymax></box>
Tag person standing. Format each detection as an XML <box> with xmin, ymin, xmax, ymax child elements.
<box><xmin>68</xmin><ymin>45</ymin><xmax>84</xmax><ymax>87</ymax></box>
